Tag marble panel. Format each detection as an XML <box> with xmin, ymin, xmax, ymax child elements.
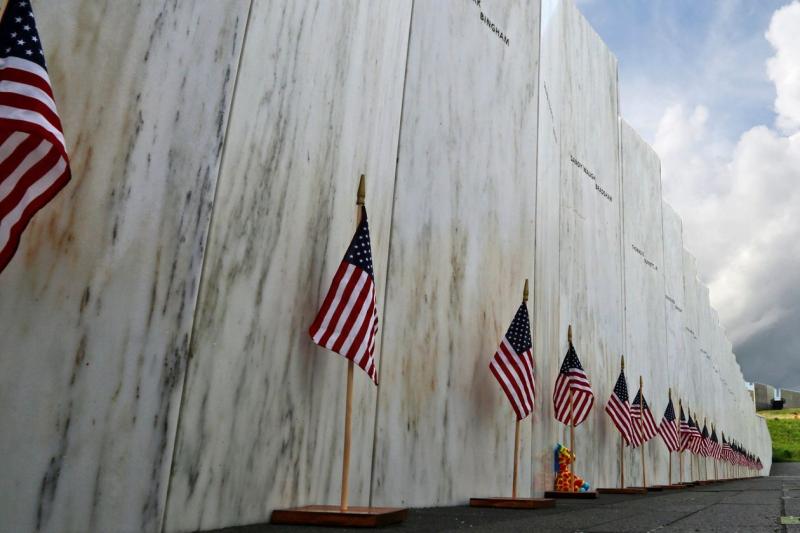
<box><xmin>619</xmin><ymin>120</ymin><xmax>669</xmax><ymax>486</ymax></box>
<box><xmin>0</xmin><ymin>3</ymin><xmax>249</xmax><ymax>532</ymax></box>
<box><xmin>533</xmin><ymin>0</ymin><xmax>624</xmax><ymax>492</ymax></box>
<box><xmin>661</xmin><ymin>203</ymin><xmax>689</xmax><ymax>483</ymax></box>
<box><xmin>530</xmin><ymin>0</ymin><xmax>565</xmax><ymax>495</ymax></box>
<box><xmin>164</xmin><ymin>2</ymin><xmax>413</xmax><ymax>531</ymax></box>
<box><xmin>370</xmin><ymin>0</ymin><xmax>541</xmax><ymax>507</ymax></box>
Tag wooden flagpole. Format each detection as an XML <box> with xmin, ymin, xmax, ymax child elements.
<box><xmin>0</xmin><ymin>0</ymin><xmax>9</xmax><ymax>22</ymax></box>
<box><xmin>639</xmin><ymin>376</ymin><xmax>646</xmax><ymax>488</ymax></box>
<box><xmin>511</xmin><ymin>279</ymin><xmax>529</xmax><ymax>499</ymax></box>
<box><xmin>340</xmin><ymin>174</ymin><xmax>366</xmax><ymax>512</ymax></box>
<box><xmin>568</xmin><ymin>325</ymin><xmax>575</xmax><ymax>493</ymax></box>
<box><xmin>668</xmin><ymin>388</ymin><xmax>672</xmax><ymax>486</ymax></box>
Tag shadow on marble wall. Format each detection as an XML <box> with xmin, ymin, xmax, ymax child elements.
<box><xmin>0</xmin><ymin>2</ymin><xmax>250</xmax><ymax>532</ymax></box>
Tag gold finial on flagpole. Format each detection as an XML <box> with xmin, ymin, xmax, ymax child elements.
<box><xmin>669</xmin><ymin>387</ymin><xmax>672</xmax><ymax>400</ymax></box>
<box><xmin>357</xmin><ymin>174</ymin><xmax>366</xmax><ymax>206</ymax></box>
<box><xmin>567</xmin><ymin>324</ymin><xmax>573</xmax><ymax>346</ymax></box>
<box><xmin>523</xmin><ymin>279</ymin><xmax>529</xmax><ymax>302</ymax></box>
<box><xmin>621</xmin><ymin>354</ymin><xmax>625</xmax><ymax>369</ymax></box>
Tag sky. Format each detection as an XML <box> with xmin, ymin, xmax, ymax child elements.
<box><xmin>578</xmin><ymin>0</ymin><xmax>800</xmax><ymax>390</ymax></box>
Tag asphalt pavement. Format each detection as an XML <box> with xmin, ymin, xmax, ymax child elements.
<box><xmin>209</xmin><ymin>465</ymin><xmax>800</xmax><ymax>533</ymax></box>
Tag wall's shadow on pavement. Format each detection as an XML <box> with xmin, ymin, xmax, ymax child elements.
<box><xmin>770</xmin><ymin>462</ymin><xmax>800</xmax><ymax>476</ymax></box>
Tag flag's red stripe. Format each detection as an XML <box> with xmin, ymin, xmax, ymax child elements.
<box><xmin>490</xmin><ymin>363</ymin><xmax>524</xmax><ymax>419</ymax></box>
<box><xmin>0</xmin><ymin>92</ymin><xmax>62</xmax><ymax>131</ymax></box>
<box><xmin>348</xmin><ymin>291</ymin><xmax>376</xmax><ymax>366</ymax></box>
<box><xmin>1</xmin><ymin>67</ymin><xmax>55</xmax><ymax>100</ymax></box>
<box><xmin>330</xmin><ymin>275</ymin><xmax>371</xmax><ymax>353</ymax></box>
<box><xmin>0</xmin><ymin>168</ymin><xmax>69</xmax><ymax>272</ymax></box>
<box><xmin>308</xmin><ymin>262</ymin><xmax>350</xmax><ymax>340</ymax></box>
<box><xmin>0</xmin><ymin>133</ymin><xmax>40</xmax><ymax>187</ymax></box>
<box><xmin>0</xmin><ymin>117</ymin><xmax>67</xmax><ymax>159</ymax></box>
<box><xmin>493</xmin><ymin>349</ymin><xmax>529</xmax><ymax>416</ymax></box>
<box><xmin>0</xmin><ymin>145</ymin><xmax>60</xmax><ymax>218</ymax></box>
<box><xmin>317</xmin><ymin>267</ymin><xmax>362</xmax><ymax>347</ymax></box>
<box><xmin>498</xmin><ymin>342</ymin><xmax>533</xmax><ymax>412</ymax></box>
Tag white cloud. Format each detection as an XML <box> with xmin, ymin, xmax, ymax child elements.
<box><xmin>654</xmin><ymin>1</ymin><xmax>800</xmax><ymax>354</ymax></box>
<box><xmin>767</xmin><ymin>1</ymin><xmax>800</xmax><ymax>133</ymax></box>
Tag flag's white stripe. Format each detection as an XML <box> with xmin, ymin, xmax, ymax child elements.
<box><xmin>0</xmin><ymin>131</ymin><xmax>29</xmax><ymax>164</ymax></box>
<box><xmin>0</xmin><ymin>105</ymin><xmax>65</xmax><ymax>149</ymax></box>
<box><xmin>323</xmin><ymin>272</ymin><xmax>369</xmax><ymax>349</ymax></box>
<box><xmin>339</xmin><ymin>283</ymin><xmax>373</xmax><ymax>356</ymax></box>
<box><xmin>491</xmin><ymin>358</ymin><xmax>525</xmax><ymax>416</ymax></box>
<box><xmin>495</xmin><ymin>348</ymin><xmax>531</xmax><ymax>413</ymax></box>
<box><xmin>0</xmin><ymin>156</ymin><xmax>67</xmax><ymax>250</ymax></box>
<box><xmin>0</xmin><ymin>139</ymin><xmax>51</xmax><ymax>202</ymax></box>
<box><xmin>0</xmin><ymin>79</ymin><xmax>57</xmax><ymax>114</ymax></box>
<box><xmin>312</xmin><ymin>264</ymin><xmax>355</xmax><ymax>343</ymax></box>
<box><xmin>499</xmin><ymin>340</ymin><xmax>533</xmax><ymax>411</ymax></box>
<box><xmin>502</xmin><ymin>340</ymin><xmax>535</xmax><ymax>408</ymax></box>
<box><xmin>352</xmin><ymin>306</ymin><xmax>377</xmax><ymax>367</ymax></box>
<box><xmin>0</xmin><ymin>56</ymin><xmax>51</xmax><ymax>84</ymax></box>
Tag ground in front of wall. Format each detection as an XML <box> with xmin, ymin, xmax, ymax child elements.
<box><xmin>208</xmin><ymin>464</ymin><xmax>800</xmax><ymax>533</ymax></box>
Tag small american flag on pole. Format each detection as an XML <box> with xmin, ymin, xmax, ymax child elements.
<box><xmin>309</xmin><ymin>205</ymin><xmax>379</xmax><ymax>384</ymax></box>
<box><xmin>679</xmin><ymin>406</ymin><xmax>692</xmax><ymax>452</ymax></box>
<box><xmin>604</xmin><ymin>368</ymin><xmax>634</xmax><ymax>445</ymax></box>
<box><xmin>657</xmin><ymin>396</ymin><xmax>680</xmax><ymax>452</ymax></box>
<box><xmin>630</xmin><ymin>389</ymin><xmax>658</xmax><ymax>446</ymax></box>
<box><xmin>553</xmin><ymin>342</ymin><xmax>594</xmax><ymax>426</ymax></box>
<box><xmin>700</xmin><ymin>422</ymin><xmax>710</xmax><ymax>457</ymax></box>
<box><xmin>688</xmin><ymin>415</ymin><xmax>703</xmax><ymax>455</ymax></box>
<box><xmin>0</xmin><ymin>0</ymin><xmax>70</xmax><ymax>273</ymax></box>
<box><xmin>489</xmin><ymin>301</ymin><xmax>536</xmax><ymax>420</ymax></box>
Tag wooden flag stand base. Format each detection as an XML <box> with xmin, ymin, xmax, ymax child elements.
<box><xmin>471</xmin><ymin>284</ymin><xmax>555</xmax><ymax>512</ymax></box>
<box><xmin>271</xmin><ymin>176</ymin><xmax>406</xmax><ymax>529</ymax></box>
<box><xmin>271</xmin><ymin>506</ymin><xmax>408</xmax><ymax>528</ymax></box>
<box><xmin>544</xmin><ymin>490</ymin><xmax>598</xmax><ymax>499</ymax></box>
<box><xmin>470</xmin><ymin>497</ymin><xmax>556</xmax><ymax>509</ymax></box>
<box><xmin>597</xmin><ymin>487</ymin><xmax>646</xmax><ymax>495</ymax></box>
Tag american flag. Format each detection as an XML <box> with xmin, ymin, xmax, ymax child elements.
<box><xmin>0</xmin><ymin>0</ymin><xmax>70</xmax><ymax>273</ymax></box>
<box><xmin>657</xmin><ymin>396</ymin><xmax>680</xmax><ymax>452</ymax></box>
<box><xmin>309</xmin><ymin>206</ymin><xmax>379</xmax><ymax>383</ymax></box>
<box><xmin>604</xmin><ymin>368</ymin><xmax>634</xmax><ymax>445</ymax></box>
<box><xmin>553</xmin><ymin>343</ymin><xmax>594</xmax><ymax>426</ymax></box>
<box><xmin>700</xmin><ymin>423</ymin><xmax>710</xmax><ymax>457</ymax></box>
<box><xmin>722</xmin><ymin>434</ymin><xmax>733</xmax><ymax>463</ymax></box>
<box><xmin>679</xmin><ymin>406</ymin><xmax>692</xmax><ymax>452</ymax></box>
<box><xmin>489</xmin><ymin>302</ymin><xmax>536</xmax><ymax>420</ymax></box>
<box><xmin>688</xmin><ymin>415</ymin><xmax>703</xmax><ymax>455</ymax></box>
<box><xmin>709</xmin><ymin>427</ymin><xmax>721</xmax><ymax>459</ymax></box>
<box><xmin>630</xmin><ymin>389</ymin><xmax>658</xmax><ymax>446</ymax></box>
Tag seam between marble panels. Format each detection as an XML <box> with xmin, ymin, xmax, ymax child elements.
<box><xmin>159</xmin><ymin>1</ymin><xmax>256</xmax><ymax>531</ymax></box>
<box><xmin>368</xmin><ymin>0</ymin><xmax>415</xmax><ymax>508</ymax></box>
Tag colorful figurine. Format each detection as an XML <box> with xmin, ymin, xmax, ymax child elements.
<box><xmin>554</xmin><ymin>443</ymin><xmax>591</xmax><ymax>492</ymax></box>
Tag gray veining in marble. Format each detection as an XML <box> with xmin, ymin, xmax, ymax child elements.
<box><xmin>370</xmin><ymin>0</ymin><xmax>541</xmax><ymax>507</ymax></box>
<box><xmin>619</xmin><ymin>120</ymin><xmax>669</xmax><ymax>487</ymax></box>
<box><xmin>0</xmin><ymin>2</ymin><xmax>249</xmax><ymax>532</ymax></box>
<box><xmin>164</xmin><ymin>2</ymin><xmax>413</xmax><ymax>531</ymax></box>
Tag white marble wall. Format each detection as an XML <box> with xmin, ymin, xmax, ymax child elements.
<box><xmin>370</xmin><ymin>0</ymin><xmax>541</xmax><ymax>507</ymax></box>
<box><xmin>163</xmin><ymin>2</ymin><xmax>413</xmax><ymax>531</ymax></box>
<box><xmin>0</xmin><ymin>2</ymin><xmax>772</xmax><ymax>533</ymax></box>
<box><xmin>558</xmin><ymin>0</ymin><xmax>625</xmax><ymax>490</ymax></box>
<box><xmin>619</xmin><ymin>120</ymin><xmax>669</xmax><ymax>487</ymax></box>
<box><xmin>0</xmin><ymin>2</ymin><xmax>249</xmax><ymax>532</ymax></box>
<box><xmin>662</xmin><ymin>203</ymin><xmax>690</xmax><ymax>482</ymax></box>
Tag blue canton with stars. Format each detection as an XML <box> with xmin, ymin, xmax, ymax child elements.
<box><xmin>504</xmin><ymin>303</ymin><xmax>531</xmax><ymax>354</ymax></box>
<box><xmin>612</xmin><ymin>370</ymin><xmax>629</xmax><ymax>402</ymax></box>
<box><xmin>0</xmin><ymin>0</ymin><xmax>46</xmax><ymax>69</ymax></box>
<box><xmin>663</xmin><ymin>398</ymin><xmax>675</xmax><ymax>421</ymax></box>
<box><xmin>632</xmin><ymin>390</ymin><xmax>649</xmax><ymax>409</ymax></box>
<box><xmin>559</xmin><ymin>345</ymin><xmax>584</xmax><ymax>373</ymax></box>
<box><xmin>344</xmin><ymin>206</ymin><xmax>374</xmax><ymax>278</ymax></box>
